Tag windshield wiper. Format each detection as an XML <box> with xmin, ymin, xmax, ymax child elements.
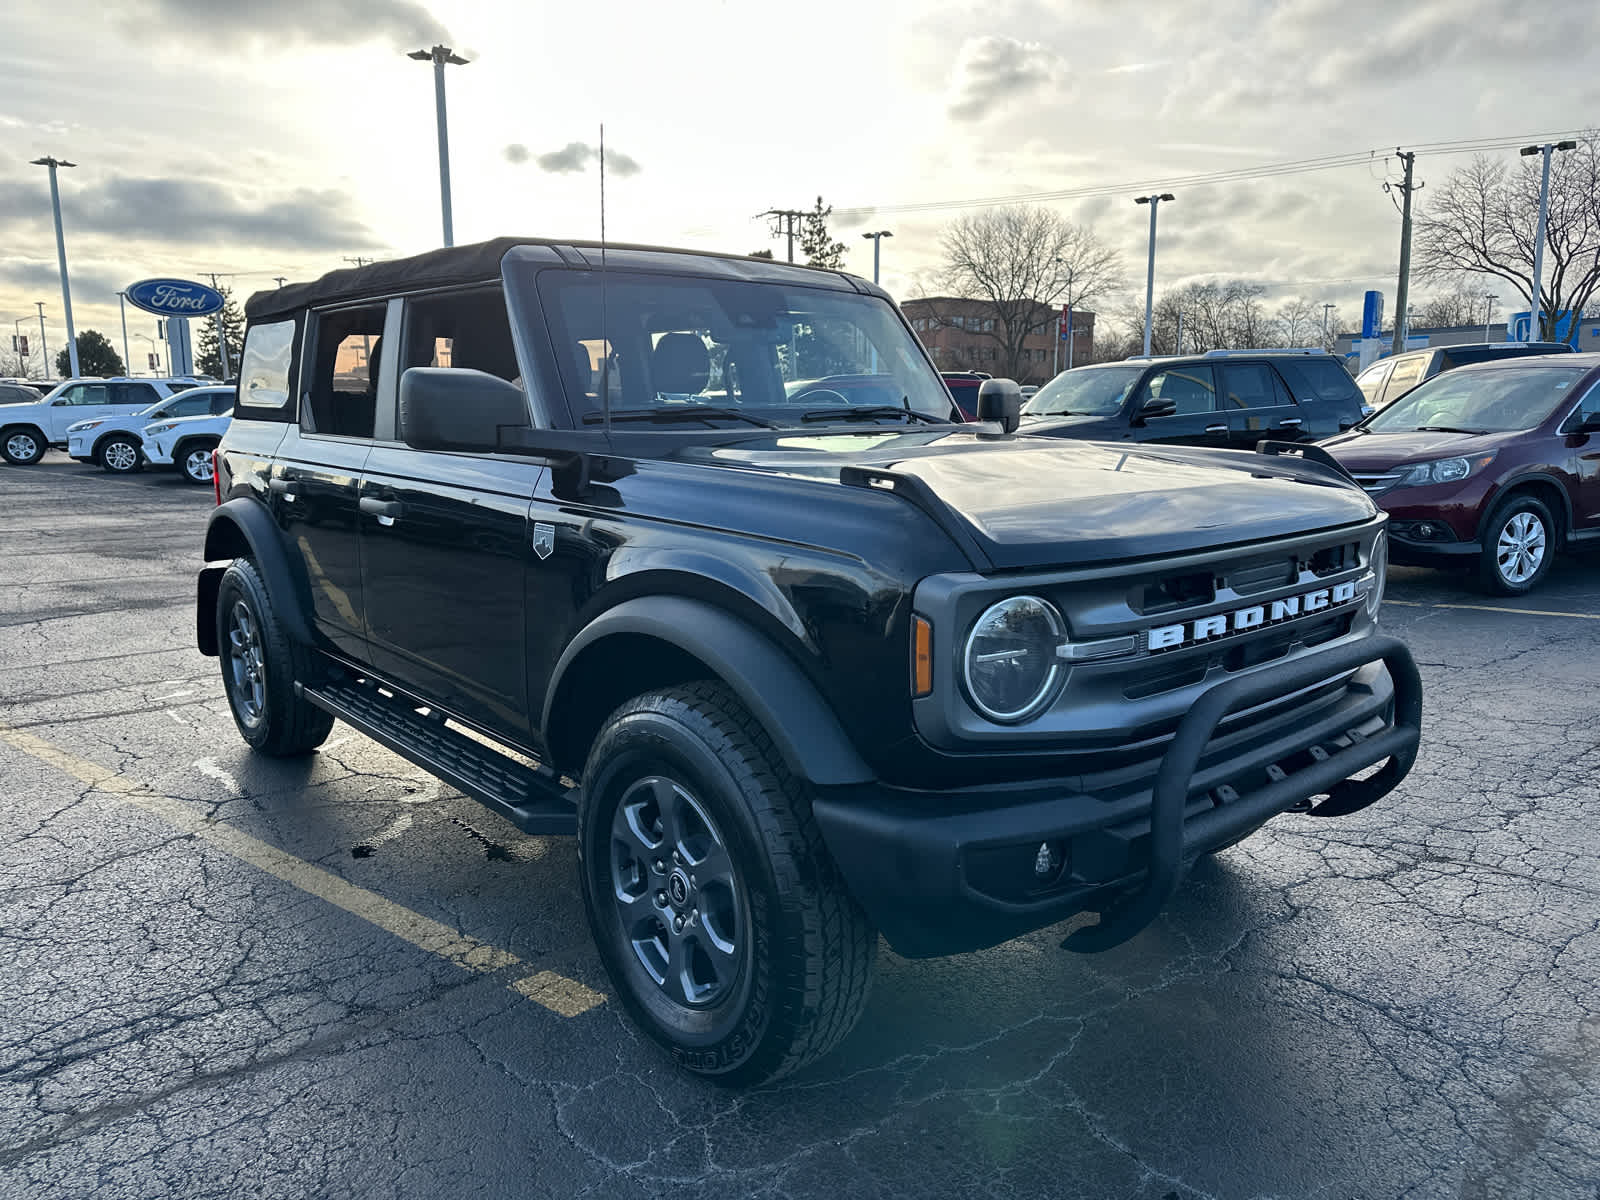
<box><xmin>583</xmin><ymin>406</ymin><xmax>780</xmax><ymax>429</ymax></box>
<box><xmin>1413</xmin><ymin>425</ymin><xmax>1489</xmax><ymax>435</ymax></box>
<box><xmin>800</xmin><ymin>405</ymin><xmax>945</xmax><ymax>425</ymax></box>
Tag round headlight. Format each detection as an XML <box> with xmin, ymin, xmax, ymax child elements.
<box><xmin>962</xmin><ymin>595</ymin><xmax>1066</xmax><ymax>723</ymax></box>
<box><xmin>1366</xmin><ymin>530</ymin><xmax>1388</xmax><ymax>618</ymax></box>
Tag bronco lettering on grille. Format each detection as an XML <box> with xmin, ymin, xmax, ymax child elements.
<box><xmin>1146</xmin><ymin>580</ymin><xmax>1357</xmax><ymax>652</ymax></box>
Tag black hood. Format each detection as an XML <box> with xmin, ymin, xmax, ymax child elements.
<box><xmin>694</xmin><ymin>431</ymin><xmax>1377</xmax><ymax>570</ymax></box>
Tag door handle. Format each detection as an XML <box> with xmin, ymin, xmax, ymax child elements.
<box><xmin>360</xmin><ymin>497</ymin><xmax>404</xmax><ymax>526</ymax></box>
<box><xmin>1276</xmin><ymin>417</ymin><xmax>1304</xmax><ymax>428</ymax></box>
<box><xmin>1204</xmin><ymin>424</ymin><xmax>1228</xmax><ymax>434</ymax></box>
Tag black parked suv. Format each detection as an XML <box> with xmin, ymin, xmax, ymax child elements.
<box><xmin>198</xmin><ymin>240</ymin><xmax>1421</xmax><ymax>1084</ymax></box>
<box><xmin>1021</xmin><ymin>350</ymin><xmax>1366</xmax><ymax>449</ymax></box>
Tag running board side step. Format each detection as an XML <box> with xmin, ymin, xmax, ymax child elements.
<box><xmin>298</xmin><ymin>678</ymin><xmax>577</xmax><ymax>835</ymax></box>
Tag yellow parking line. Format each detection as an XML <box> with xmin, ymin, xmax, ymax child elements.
<box><xmin>0</xmin><ymin>724</ymin><xmax>605</xmax><ymax>1017</ymax></box>
<box><xmin>1386</xmin><ymin>599</ymin><xmax>1600</xmax><ymax>620</ymax></box>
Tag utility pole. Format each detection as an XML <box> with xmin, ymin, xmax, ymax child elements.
<box><xmin>760</xmin><ymin>209</ymin><xmax>805</xmax><ymax>263</ymax></box>
<box><xmin>407</xmin><ymin>45</ymin><xmax>469</xmax><ymax>247</ymax></box>
<box><xmin>31</xmin><ymin>157</ymin><xmax>80</xmax><ymax>378</ymax></box>
<box><xmin>1520</xmin><ymin>140</ymin><xmax>1576</xmax><ymax>342</ymax></box>
<box><xmin>205</xmin><ymin>272</ymin><xmax>231</xmax><ymax>378</ymax></box>
<box><xmin>1483</xmin><ymin>292</ymin><xmax>1497</xmax><ymax>342</ymax></box>
<box><xmin>1390</xmin><ymin>149</ymin><xmax>1420</xmax><ymax>357</ymax></box>
<box><xmin>1134</xmin><ymin>192</ymin><xmax>1174</xmax><ymax>357</ymax></box>
<box><xmin>859</xmin><ymin>230</ymin><xmax>892</xmax><ymax>283</ymax></box>
<box><xmin>1321</xmin><ymin>302</ymin><xmax>1335</xmax><ymax>349</ymax></box>
<box><xmin>35</xmin><ymin>302</ymin><xmax>48</xmax><ymax>379</ymax></box>
<box><xmin>117</xmin><ymin>292</ymin><xmax>131</xmax><ymax>376</ymax></box>
<box><xmin>1175</xmin><ymin>311</ymin><xmax>1184</xmax><ymax>355</ymax></box>
<box><xmin>273</xmin><ymin>276</ymin><xmax>287</xmax><ymax>288</ymax></box>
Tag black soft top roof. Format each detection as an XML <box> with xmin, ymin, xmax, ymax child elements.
<box><xmin>245</xmin><ymin>237</ymin><xmax>873</xmax><ymax>323</ymax></box>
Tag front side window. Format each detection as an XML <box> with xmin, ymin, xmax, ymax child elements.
<box><xmin>528</xmin><ymin>269</ymin><xmax>952</xmax><ymax>426</ymax></box>
<box><xmin>61</xmin><ymin>384</ymin><xmax>110</xmax><ymax>406</ymax></box>
<box><xmin>1023</xmin><ymin>365</ymin><xmax>1144</xmax><ymax>417</ymax></box>
<box><xmin>304</xmin><ymin>306</ymin><xmax>385</xmax><ymax>439</ymax></box>
<box><xmin>1142</xmin><ymin>365</ymin><xmax>1218</xmax><ymax>415</ymax></box>
<box><xmin>401</xmin><ymin>287</ymin><xmax>520</xmax><ymax>382</ymax></box>
<box><xmin>238</xmin><ymin>319</ymin><xmax>296</xmax><ymax>411</ymax></box>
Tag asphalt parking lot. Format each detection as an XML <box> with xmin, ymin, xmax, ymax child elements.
<box><xmin>2</xmin><ymin>452</ymin><xmax>1598</xmax><ymax>1200</ymax></box>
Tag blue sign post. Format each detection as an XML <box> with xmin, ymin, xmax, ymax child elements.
<box><xmin>1360</xmin><ymin>290</ymin><xmax>1384</xmax><ymax>340</ymax></box>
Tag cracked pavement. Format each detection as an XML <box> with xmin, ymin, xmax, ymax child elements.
<box><xmin>2</xmin><ymin>453</ymin><xmax>1598</xmax><ymax>1199</ymax></box>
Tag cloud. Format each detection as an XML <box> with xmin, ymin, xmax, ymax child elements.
<box><xmin>0</xmin><ymin>174</ymin><xmax>380</xmax><ymax>252</ymax></box>
<box><xmin>502</xmin><ymin>143</ymin><xmax>530</xmax><ymax>164</ymax></box>
<box><xmin>115</xmin><ymin>0</ymin><xmax>452</xmax><ymax>51</ymax></box>
<box><xmin>524</xmin><ymin>142</ymin><xmax>642</xmax><ymax>177</ymax></box>
<box><xmin>946</xmin><ymin>36</ymin><xmax>1066</xmax><ymax>122</ymax></box>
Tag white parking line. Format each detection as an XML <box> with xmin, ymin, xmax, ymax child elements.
<box><xmin>1386</xmin><ymin>599</ymin><xmax>1600</xmax><ymax>620</ymax></box>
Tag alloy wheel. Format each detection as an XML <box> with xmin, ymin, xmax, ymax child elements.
<box><xmin>1495</xmin><ymin>511</ymin><xmax>1547</xmax><ymax>585</ymax></box>
<box><xmin>103</xmin><ymin>440</ymin><xmax>139</xmax><ymax>472</ymax></box>
<box><xmin>184</xmin><ymin>448</ymin><xmax>215</xmax><ymax>483</ymax></box>
<box><xmin>226</xmin><ymin>600</ymin><xmax>266</xmax><ymax>723</ymax></box>
<box><xmin>609</xmin><ymin>775</ymin><xmax>744</xmax><ymax>1009</ymax></box>
<box><xmin>5</xmin><ymin>431</ymin><xmax>39</xmax><ymax>462</ymax></box>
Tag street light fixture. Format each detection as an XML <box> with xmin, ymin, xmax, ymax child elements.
<box><xmin>1519</xmin><ymin>140</ymin><xmax>1577</xmax><ymax>341</ymax></box>
<box><xmin>1483</xmin><ymin>292</ymin><xmax>1497</xmax><ymax>342</ymax></box>
<box><xmin>408</xmin><ymin>45</ymin><xmax>470</xmax><ymax>248</ymax></box>
<box><xmin>859</xmin><ymin>231</ymin><xmax>893</xmax><ymax>284</ymax></box>
<box><xmin>1134</xmin><ymin>193</ymin><xmax>1175</xmax><ymax>357</ymax></box>
<box><xmin>31</xmin><ymin>157</ymin><xmax>80</xmax><ymax>377</ymax></box>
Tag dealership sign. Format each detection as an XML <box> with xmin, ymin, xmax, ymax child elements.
<box><xmin>124</xmin><ymin>278</ymin><xmax>225</xmax><ymax>318</ymax></box>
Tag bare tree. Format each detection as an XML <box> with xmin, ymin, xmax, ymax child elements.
<box><xmin>1275</xmin><ymin>297</ymin><xmax>1320</xmax><ymax>347</ymax></box>
<box><xmin>1415</xmin><ymin>278</ymin><xmax>1490</xmax><ymax>328</ymax></box>
<box><xmin>1415</xmin><ymin>140</ymin><xmax>1600</xmax><ymax>339</ymax></box>
<box><xmin>1130</xmin><ymin>280</ymin><xmax>1272</xmax><ymax>354</ymax></box>
<box><xmin>936</xmin><ymin>206</ymin><xmax>1124</xmax><ymax>380</ymax></box>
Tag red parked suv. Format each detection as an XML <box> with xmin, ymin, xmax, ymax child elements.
<box><xmin>1322</xmin><ymin>355</ymin><xmax>1600</xmax><ymax>593</ymax></box>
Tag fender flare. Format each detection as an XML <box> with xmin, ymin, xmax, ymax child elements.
<box><xmin>202</xmin><ymin>498</ymin><xmax>316</xmax><ymax>649</ymax></box>
<box><xmin>1481</xmin><ymin>471</ymin><xmax>1574</xmax><ymax>539</ymax></box>
<box><xmin>544</xmin><ymin>595</ymin><xmax>875</xmax><ymax>786</ymax></box>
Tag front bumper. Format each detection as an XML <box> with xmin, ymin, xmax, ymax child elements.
<box><xmin>813</xmin><ymin>637</ymin><xmax>1421</xmax><ymax>958</ymax></box>
<box><xmin>143</xmin><ymin>439</ymin><xmax>174</xmax><ymax>465</ymax></box>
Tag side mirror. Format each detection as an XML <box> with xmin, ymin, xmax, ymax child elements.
<box><xmin>976</xmin><ymin>378</ymin><xmax>1022</xmax><ymax>433</ymax></box>
<box><xmin>1573</xmin><ymin>415</ymin><xmax>1600</xmax><ymax>435</ymax></box>
<box><xmin>1136</xmin><ymin>397</ymin><xmax>1177</xmax><ymax>422</ymax></box>
<box><xmin>399</xmin><ymin>367</ymin><xmax>529</xmax><ymax>452</ymax></box>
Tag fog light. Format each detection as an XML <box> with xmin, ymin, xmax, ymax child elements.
<box><xmin>1415</xmin><ymin>522</ymin><xmax>1436</xmax><ymax>539</ymax></box>
<box><xmin>1033</xmin><ymin>840</ymin><xmax>1066</xmax><ymax>879</ymax></box>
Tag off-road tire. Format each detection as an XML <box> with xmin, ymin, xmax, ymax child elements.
<box><xmin>216</xmin><ymin>558</ymin><xmax>334</xmax><ymax>756</ymax></box>
<box><xmin>1</xmin><ymin>426</ymin><xmax>46</xmax><ymax>465</ymax></box>
<box><xmin>98</xmin><ymin>434</ymin><xmax>143</xmax><ymax>474</ymax></box>
<box><xmin>578</xmin><ymin>681</ymin><xmax>876</xmax><ymax>1085</ymax></box>
<box><xmin>1476</xmin><ymin>493</ymin><xmax>1556</xmax><ymax>596</ymax></box>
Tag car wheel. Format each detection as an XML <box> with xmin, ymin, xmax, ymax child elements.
<box><xmin>1477</xmin><ymin>495</ymin><xmax>1556</xmax><ymax>596</ymax></box>
<box><xmin>578</xmin><ymin>681</ymin><xmax>877</xmax><ymax>1085</ymax></box>
<box><xmin>215</xmin><ymin>558</ymin><xmax>335</xmax><ymax>756</ymax></box>
<box><xmin>1</xmin><ymin>426</ymin><xmax>46</xmax><ymax>465</ymax></box>
<box><xmin>178</xmin><ymin>441</ymin><xmax>217</xmax><ymax>485</ymax></box>
<box><xmin>98</xmin><ymin>435</ymin><xmax>143</xmax><ymax>474</ymax></box>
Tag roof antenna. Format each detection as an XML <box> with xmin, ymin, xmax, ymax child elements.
<box><xmin>599</xmin><ymin>122</ymin><xmax>611</xmax><ymax>440</ymax></box>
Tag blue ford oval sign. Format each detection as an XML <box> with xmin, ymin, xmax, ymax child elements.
<box><xmin>124</xmin><ymin>277</ymin><xmax>225</xmax><ymax>318</ymax></box>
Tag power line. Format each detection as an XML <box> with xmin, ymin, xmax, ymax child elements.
<box><xmin>832</xmin><ymin>128</ymin><xmax>1593</xmax><ymax>218</ymax></box>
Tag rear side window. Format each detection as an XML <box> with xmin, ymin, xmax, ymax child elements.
<box><xmin>238</xmin><ymin>319</ymin><xmax>297</xmax><ymax>416</ymax></box>
<box><xmin>1382</xmin><ymin>355</ymin><xmax>1428</xmax><ymax>403</ymax></box>
<box><xmin>1220</xmin><ymin>364</ymin><xmax>1291</xmax><ymax>409</ymax></box>
<box><xmin>169</xmin><ymin>393</ymin><xmax>214</xmax><ymax>417</ymax></box>
<box><xmin>305</xmin><ymin>306</ymin><xmax>385</xmax><ymax>439</ymax></box>
<box><xmin>1355</xmin><ymin>360</ymin><xmax>1391</xmax><ymax>404</ymax></box>
<box><xmin>209</xmin><ymin>390</ymin><xmax>235</xmax><ymax>415</ymax></box>
<box><xmin>1278</xmin><ymin>359</ymin><xmax>1362</xmax><ymax>405</ymax></box>
<box><xmin>0</xmin><ymin>384</ymin><xmax>33</xmax><ymax>403</ymax></box>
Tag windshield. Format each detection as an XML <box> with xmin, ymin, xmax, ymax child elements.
<box><xmin>528</xmin><ymin>268</ymin><xmax>952</xmax><ymax>428</ymax></box>
<box><xmin>1364</xmin><ymin>365</ymin><xmax>1587</xmax><ymax>434</ymax></box>
<box><xmin>1022</xmin><ymin>365</ymin><xmax>1143</xmax><ymax>416</ymax></box>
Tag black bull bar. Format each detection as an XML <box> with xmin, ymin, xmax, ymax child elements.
<box><xmin>1064</xmin><ymin>635</ymin><xmax>1422</xmax><ymax>953</ymax></box>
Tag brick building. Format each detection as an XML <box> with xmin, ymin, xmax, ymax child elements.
<box><xmin>900</xmin><ymin>297</ymin><xmax>1096</xmax><ymax>386</ymax></box>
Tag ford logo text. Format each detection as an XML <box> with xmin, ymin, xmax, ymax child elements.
<box><xmin>124</xmin><ymin>277</ymin><xmax>226</xmax><ymax>318</ymax></box>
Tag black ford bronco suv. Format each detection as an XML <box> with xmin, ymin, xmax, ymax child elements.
<box><xmin>197</xmin><ymin>239</ymin><xmax>1422</xmax><ymax>1084</ymax></box>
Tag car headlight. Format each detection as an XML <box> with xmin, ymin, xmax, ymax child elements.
<box><xmin>1365</xmin><ymin>530</ymin><xmax>1387</xmax><ymax>618</ymax></box>
<box><xmin>1394</xmin><ymin>453</ymin><xmax>1495</xmax><ymax>488</ymax></box>
<box><xmin>68</xmin><ymin>419</ymin><xmax>103</xmax><ymax>432</ymax></box>
<box><xmin>145</xmin><ymin>422</ymin><xmax>177</xmax><ymax>435</ymax></box>
<box><xmin>962</xmin><ymin>596</ymin><xmax>1067</xmax><ymax>723</ymax></box>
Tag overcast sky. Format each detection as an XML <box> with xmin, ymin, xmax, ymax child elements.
<box><xmin>4</xmin><ymin>0</ymin><xmax>1598</xmax><ymax>374</ymax></box>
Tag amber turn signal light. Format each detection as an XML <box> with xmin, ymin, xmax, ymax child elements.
<box><xmin>912</xmin><ymin>615</ymin><xmax>933</xmax><ymax>697</ymax></box>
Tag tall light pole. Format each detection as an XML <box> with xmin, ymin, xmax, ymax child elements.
<box><xmin>31</xmin><ymin>157</ymin><xmax>79</xmax><ymax>378</ymax></box>
<box><xmin>859</xmin><ymin>230</ymin><xmax>893</xmax><ymax>284</ymax></box>
<box><xmin>117</xmin><ymin>292</ymin><xmax>131</xmax><ymax>376</ymax></box>
<box><xmin>1134</xmin><ymin>193</ymin><xmax>1174</xmax><ymax>357</ymax></box>
<box><xmin>408</xmin><ymin>45</ymin><xmax>469</xmax><ymax>247</ymax></box>
<box><xmin>1520</xmin><ymin>140</ymin><xmax>1576</xmax><ymax>342</ymax></box>
<box><xmin>1483</xmin><ymin>292</ymin><xmax>1497</xmax><ymax>342</ymax></box>
<box><xmin>1321</xmin><ymin>302</ymin><xmax>1335</xmax><ymax>349</ymax></box>
<box><xmin>35</xmin><ymin>302</ymin><xmax>48</xmax><ymax>379</ymax></box>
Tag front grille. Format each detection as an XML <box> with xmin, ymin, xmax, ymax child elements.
<box><xmin>1353</xmin><ymin>472</ymin><xmax>1401</xmax><ymax>496</ymax></box>
<box><xmin>1227</xmin><ymin>554</ymin><xmax>1295</xmax><ymax>595</ymax></box>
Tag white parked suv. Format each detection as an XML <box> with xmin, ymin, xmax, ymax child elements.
<box><xmin>142</xmin><ymin>407</ymin><xmax>232</xmax><ymax>484</ymax></box>
<box><xmin>66</xmin><ymin>385</ymin><xmax>236</xmax><ymax>474</ymax></box>
<box><xmin>1</xmin><ymin>378</ymin><xmax>186</xmax><ymax>466</ymax></box>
